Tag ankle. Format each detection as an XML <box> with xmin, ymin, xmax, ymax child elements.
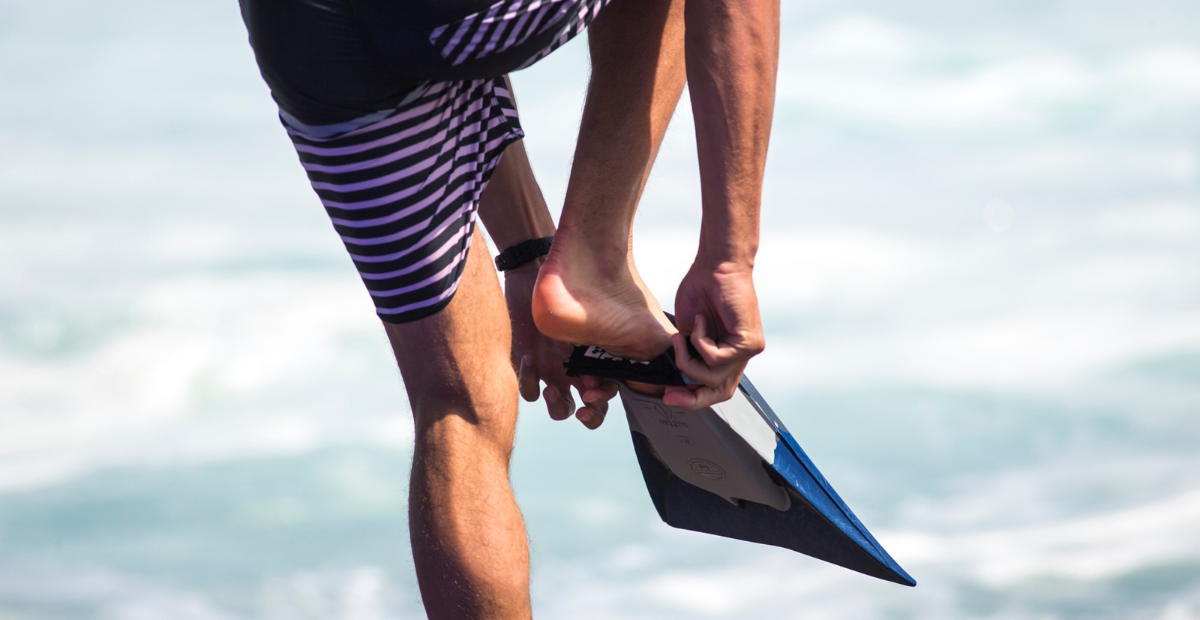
<box><xmin>551</xmin><ymin>227</ymin><xmax>629</xmax><ymax>269</ymax></box>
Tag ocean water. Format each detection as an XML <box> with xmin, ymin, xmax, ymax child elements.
<box><xmin>1</xmin><ymin>0</ymin><xmax>1198</xmax><ymax>618</ymax></box>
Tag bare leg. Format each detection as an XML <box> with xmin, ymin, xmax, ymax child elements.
<box><xmin>532</xmin><ymin>0</ymin><xmax>687</xmax><ymax>360</ymax></box>
<box><xmin>385</xmin><ymin>227</ymin><xmax>531</xmax><ymax>620</ymax></box>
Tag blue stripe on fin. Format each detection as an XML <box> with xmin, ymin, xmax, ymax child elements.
<box><xmin>738</xmin><ymin>376</ymin><xmax>916</xmax><ymax>586</ymax></box>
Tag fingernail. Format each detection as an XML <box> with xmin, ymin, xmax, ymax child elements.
<box><xmin>522</xmin><ymin>355</ymin><xmax>532</xmax><ymax>368</ymax></box>
<box><xmin>577</xmin><ymin>409</ymin><xmax>593</xmax><ymax>423</ymax></box>
<box><xmin>545</xmin><ymin>389</ymin><xmax>558</xmax><ymax>404</ymax></box>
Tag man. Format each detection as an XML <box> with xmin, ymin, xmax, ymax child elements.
<box><xmin>239</xmin><ymin>0</ymin><xmax>778</xmax><ymax>617</ymax></box>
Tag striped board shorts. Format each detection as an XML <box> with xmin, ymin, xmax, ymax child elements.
<box><xmin>240</xmin><ymin>0</ymin><xmax>611</xmax><ymax>323</ymax></box>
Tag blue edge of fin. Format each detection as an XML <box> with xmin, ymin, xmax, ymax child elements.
<box><xmin>629</xmin><ymin>375</ymin><xmax>917</xmax><ymax>587</ymax></box>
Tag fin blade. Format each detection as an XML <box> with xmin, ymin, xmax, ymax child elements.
<box><xmin>738</xmin><ymin>377</ymin><xmax>916</xmax><ymax>586</ymax></box>
<box><xmin>630</xmin><ymin>430</ymin><xmax>916</xmax><ymax>586</ymax></box>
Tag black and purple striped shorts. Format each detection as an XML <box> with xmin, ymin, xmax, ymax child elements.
<box><xmin>240</xmin><ymin>0</ymin><xmax>610</xmax><ymax>322</ymax></box>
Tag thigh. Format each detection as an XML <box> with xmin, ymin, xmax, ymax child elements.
<box><xmin>288</xmin><ymin>76</ymin><xmax>522</xmax><ymax>324</ymax></box>
<box><xmin>384</xmin><ymin>227</ymin><xmax>517</xmax><ymax>435</ymax></box>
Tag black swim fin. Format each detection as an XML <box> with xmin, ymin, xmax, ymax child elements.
<box><xmin>565</xmin><ymin>344</ymin><xmax>916</xmax><ymax>587</ymax></box>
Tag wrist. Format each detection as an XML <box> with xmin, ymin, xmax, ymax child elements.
<box><xmin>697</xmin><ymin>200</ymin><xmax>760</xmax><ymax>270</ymax></box>
<box><xmin>696</xmin><ymin>234</ymin><xmax>757</xmax><ymax>271</ymax></box>
<box><xmin>495</xmin><ymin>236</ymin><xmax>554</xmax><ymax>272</ymax></box>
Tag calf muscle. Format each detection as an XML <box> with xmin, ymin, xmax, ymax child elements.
<box><xmin>384</xmin><ymin>228</ymin><xmax>531</xmax><ymax>620</ymax></box>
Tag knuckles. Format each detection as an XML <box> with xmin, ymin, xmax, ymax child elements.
<box><xmin>741</xmin><ymin>332</ymin><xmax>766</xmax><ymax>356</ymax></box>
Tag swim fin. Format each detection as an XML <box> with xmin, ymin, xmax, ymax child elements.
<box><xmin>566</xmin><ymin>344</ymin><xmax>916</xmax><ymax>587</ymax></box>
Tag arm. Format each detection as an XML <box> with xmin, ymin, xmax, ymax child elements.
<box><xmin>666</xmin><ymin>0</ymin><xmax>778</xmax><ymax>408</ymax></box>
<box><xmin>476</xmin><ymin>137</ymin><xmax>557</xmax><ymax>254</ymax></box>
<box><xmin>477</xmin><ymin>137</ymin><xmax>617</xmax><ymax>429</ymax></box>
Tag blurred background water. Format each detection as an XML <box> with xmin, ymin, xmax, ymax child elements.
<box><xmin>1</xmin><ymin>0</ymin><xmax>1198</xmax><ymax>618</ymax></box>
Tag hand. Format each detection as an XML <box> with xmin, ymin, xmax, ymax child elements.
<box><xmin>505</xmin><ymin>263</ymin><xmax>619</xmax><ymax>429</ymax></box>
<box><xmin>665</xmin><ymin>261</ymin><xmax>765</xmax><ymax>410</ymax></box>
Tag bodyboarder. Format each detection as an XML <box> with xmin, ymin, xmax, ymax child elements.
<box><xmin>238</xmin><ymin>0</ymin><xmax>779</xmax><ymax>617</ymax></box>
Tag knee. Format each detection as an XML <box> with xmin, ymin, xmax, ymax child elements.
<box><xmin>406</xmin><ymin>363</ymin><xmax>519</xmax><ymax>449</ymax></box>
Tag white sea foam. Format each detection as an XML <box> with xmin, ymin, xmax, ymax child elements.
<box><xmin>0</xmin><ymin>565</ymin><xmax>421</xmax><ymax>620</ymax></box>
<box><xmin>776</xmin><ymin>15</ymin><xmax>1200</xmax><ymax>131</ymax></box>
<box><xmin>1096</xmin><ymin>203</ymin><xmax>1200</xmax><ymax>241</ymax></box>
<box><xmin>2</xmin><ymin>1</ymin><xmax>1199</xmax><ymax>618</ymax></box>
<box><xmin>891</xmin><ymin>487</ymin><xmax>1200</xmax><ymax>585</ymax></box>
<box><xmin>0</xmin><ymin>269</ymin><xmax>413</xmax><ymax>491</ymax></box>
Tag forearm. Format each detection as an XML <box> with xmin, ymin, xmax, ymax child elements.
<box><xmin>685</xmin><ymin>0</ymin><xmax>779</xmax><ymax>269</ymax></box>
<box><xmin>477</xmin><ymin>139</ymin><xmax>557</xmax><ymax>260</ymax></box>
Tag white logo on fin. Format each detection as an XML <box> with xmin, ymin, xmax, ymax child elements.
<box><xmin>582</xmin><ymin>346</ymin><xmax>651</xmax><ymax>365</ymax></box>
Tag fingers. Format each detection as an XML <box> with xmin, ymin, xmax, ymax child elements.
<box><xmin>523</xmin><ymin>337</ymin><xmax>620</xmax><ymax>429</ymax></box>
<box><xmin>543</xmin><ymin>384</ymin><xmax>575</xmax><ymax>421</ymax></box>
<box><xmin>571</xmin><ymin>375</ymin><xmax>616</xmax><ymax>429</ymax></box>
<box><xmin>670</xmin><ymin>330</ymin><xmax>743</xmax><ymax>409</ymax></box>
<box><xmin>687</xmin><ymin>314</ymin><xmax>753</xmax><ymax>368</ymax></box>
<box><xmin>518</xmin><ymin>355</ymin><xmax>541</xmax><ymax>402</ymax></box>
<box><xmin>542</xmin><ymin>366</ymin><xmax>616</xmax><ymax>429</ymax></box>
<box><xmin>575</xmin><ymin>405</ymin><xmax>605</xmax><ymax>430</ymax></box>
<box><xmin>671</xmin><ymin>332</ymin><xmax>735</xmax><ymax>387</ymax></box>
<box><xmin>662</xmin><ymin>383</ymin><xmax>733</xmax><ymax>410</ymax></box>
<box><xmin>580</xmin><ymin>378</ymin><xmax>617</xmax><ymax>412</ymax></box>
<box><xmin>688</xmin><ymin>313</ymin><xmax>725</xmax><ymax>366</ymax></box>
<box><xmin>581</xmin><ymin>377</ymin><xmax>619</xmax><ymax>407</ymax></box>
<box><xmin>662</xmin><ymin>385</ymin><xmax>702</xmax><ymax>409</ymax></box>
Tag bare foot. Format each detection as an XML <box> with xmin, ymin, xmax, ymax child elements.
<box><xmin>532</xmin><ymin>234</ymin><xmax>675</xmax><ymax>361</ymax></box>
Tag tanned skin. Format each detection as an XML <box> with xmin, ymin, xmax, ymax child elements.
<box><xmin>382</xmin><ymin>0</ymin><xmax>780</xmax><ymax>616</ymax></box>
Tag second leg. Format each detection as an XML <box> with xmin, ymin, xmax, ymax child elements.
<box><xmin>532</xmin><ymin>0</ymin><xmax>688</xmax><ymax>360</ymax></box>
<box><xmin>386</xmin><ymin>227</ymin><xmax>531</xmax><ymax>620</ymax></box>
